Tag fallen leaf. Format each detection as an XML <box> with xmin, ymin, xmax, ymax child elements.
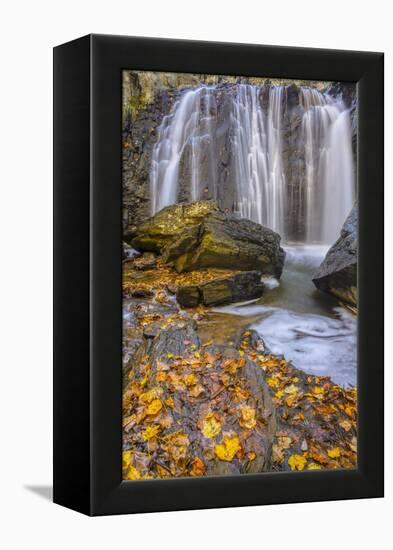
<box><xmin>190</xmin><ymin>457</ymin><xmax>205</xmax><ymax>476</ymax></box>
<box><xmin>188</xmin><ymin>383</ymin><xmax>205</xmax><ymax>398</ymax></box>
<box><xmin>239</xmin><ymin>405</ymin><xmax>257</xmax><ymax>429</ymax></box>
<box><xmin>215</xmin><ymin>436</ymin><xmax>241</xmax><ymax>462</ymax></box>
<box><xmin>233</xmin><ymin>385</ymin><xmax>249</xmax><ymax>401</ymax></box>
<box><xmin>339</xmin><ymin>419</ymin><xmax>352</xmax><ymax>432</ymax></box>
<box><xmin>165</xmin><ymin>397</ymin><xmax>175</xmax><ymax>408</ymax></box>
<box><xmin>139</xmin><ymin>387</ymin><xmax>162</xmax><ymax>404</ymax></box>
<box><xmin>141</xmin><ymin>425</ymin><xmax>161</xmax><ymax>441</ymax></box>
<box><xmin>184</xmin><ymin>373</ymin><xmax>197</xmax><ymax>386</ymax></box>
<box><xmin>201</xmin><ymin>413</ymin><xmax>222</xmax><ymax>438</ymax></box>
<box><xmin>288</xmin><ymin>454</ymin><xmax>307</xmax><ymax>471</ymax></box>
<box><xmin>146</xmin><ymin>399</ymin><xmax>163</xmax><ymax>416</ymax></box>
<box><xmin>272</xmin><ymin>435</ymin><xmax>293</xmax><ymax>464</ymax></box>
<box><xmin>327</xmin><ymin>447</ymin><xmax>341</xmax><ymax>459</ymax></box>
<box><xmin>156</xmin><ymin>372</ymin><xmax>167</xmax><ymax>382</ymax></box>
<box><xmin>122</xmin><ymin>450</ymin><xmax>132</xmax><ymax>470</ymax></box>
<box><xmin>307</xmin><ymin>462</ymin><xmax>322</xmax><ymax>470</ymax></box>
<box><xmin>284</xmin><ymin>384</ymin><xmax>299</xmax><ymax>395</ymax></box>
<box><xmin>124</xmin><ymin>466</ymin><xmax>141</xmax><ymax>480</ymax></box>
<box><xmin>266</xmin><ymin>377</ymin><xmax>279</xmax><ymax>388</ymax></box>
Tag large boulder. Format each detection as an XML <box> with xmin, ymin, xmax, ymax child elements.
<box><xmin>122</xmin><ymin>321</ymin><xmax>276</xmax><ymax>479</ymax></box>
<box><xmin>131</xmin><ymin>201</ymin><xmax>285</xmax><ymax>278</ymax></box>
<box><xmin>312</xmin><ymin>206</ymin><xmax>357</xmax><ymax>308</ymax></box>
<box><xmin>176</xmin><ymin>270</ymin><xmax>264</xmax><ymax>308</ymax></box>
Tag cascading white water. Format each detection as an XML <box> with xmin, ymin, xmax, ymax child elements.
<box><xmin>150</xmin><ymin>86</ymin><xmax>218</xmax><ymax>214</ymax></box>
<box><xmin>322</xmin><ymin>109</ymin><xmax>356</xmax><ymax>243</ymax></box>
<box><xmin>232</xmin><ymin>85</ymin><xmax>286</xmax><ymax>236</ymax></box>
<box><xmin>150</xmin><ymin>83</ymin><xmax>355</xmax><ymax>245</ymax></box>
<box><xmin>300</xmin><ymin>88</ymin><xmax>355</xmax><ymax>243</ymax></box>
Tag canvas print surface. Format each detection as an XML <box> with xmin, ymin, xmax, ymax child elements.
<box><xmin>122</xmin><ymin>71</ymin><xmax>357</xmax><ymax>480</ymax></box>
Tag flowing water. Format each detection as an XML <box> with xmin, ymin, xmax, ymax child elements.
<box><xmin>214</xmin><ymin>246</ymin><xmax>357</xmax><ymax>387</ymax></box>
<box><xmin>148</xmin><ymin>82</ymin><xmax>357</xmax><ymax>386</ymax></box>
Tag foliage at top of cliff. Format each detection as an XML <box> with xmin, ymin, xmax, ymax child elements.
<box><xmin>122</xmin><ymin>69</ymin><xmax>332</xmax><ymax>120</ymax></box>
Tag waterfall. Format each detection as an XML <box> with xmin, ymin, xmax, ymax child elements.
<box><xmin>232</xmin><ymin>85</ymin><xmax>285</xmax><ymax>236</ymax></box>
<box><xmin>150</xmin><ymin>86</ymin><xmax>218</xmax><ymax>213</ymax></box>
<box><xmin>150</xmin><ymin>83</ymin><xmax>355</xmax><ymax>245</ymax></box>
<box><xmin>300</xmin><ymin>88</ymin><xmax>355</xmax><ymax>243</ymax></box>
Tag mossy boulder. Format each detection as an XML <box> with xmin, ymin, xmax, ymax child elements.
<box><xmin>131</xmin><ymin>201</ymin><xmax>285</xmax><ymax>278</ymax></box>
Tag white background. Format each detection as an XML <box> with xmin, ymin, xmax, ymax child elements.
<box><xmin>0</xmin><ymin>1</ymin><xmax>390</xmax><ymax>548</ymax></box>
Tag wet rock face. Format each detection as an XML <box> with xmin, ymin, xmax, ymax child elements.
<box><xmin>130</xmin><ymin>201</ymin><xmax>286</xmax><ymax>278</ymax></box>
<box><xmin>176</xmin><ymin>271</ymin><xmax>265</xmax><ymax>308</ymax></box>
<box><xmin>312</xmin><ymin>206</ymin><xmax>357</xmax><ymax>307</ymax></box>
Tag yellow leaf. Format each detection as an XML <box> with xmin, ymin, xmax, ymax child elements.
<box><xmin>288</xmin><ymin>454</ymin><xmax>307</xmax><ymax>471</ymax></box>
<box><xmin>124</xmin><ymin>466</ymin><xmax>141</xmax><ymax>480</ymax></box>
<box><xmin>307</xmin><ymin>462</ymin><xmax>322</xmax><ymax>470</ymax></box>
<box><xmin>327</xmin><ymin>447</ymin><xmax>341</xmax><ymax>459</ymax></box>
<box><xmin>165</xmin><ymin>397</ymin><xmax>174</xmax><ymax>408</ymax></box>
<box><xmin>312</xmin><ymin>386</ymin><xmax>324</xmax><ymax>395</ymax></box>
<box><xmin>234</xmin><ymin>385</ymin><xmax>249</xmax><ymax>401</ymax></box>
<box><xmin>194</xmin><ymin>351</ymin><xmax>200</xmax><ymax>359</ymax></box>
<box><xmin>122</xmin><ymin>450</ymin><xmax>132</xmax><ymax>470</ymax></box>
<box><xmin>275</xmin><ymin>389</ymin><xmax>284</xmax><ymax>399</ymax></box>
<box><xmin>139</xmin><ymin>387</ymin><xmax>162</xmax><ymax>404</ymax></box>
<box><xmin>239</xmin><ymin>405</ymin><xmax>257</xmax><ymax>429</ymax></box>
<box><xmin>184</xmin><ymin>373</ymin><xmax>197</xmax><ymax>386</ymax></box>
<box><xmin>201</xmin><ymin>413</ymin><xmax>222</xmax><ymax>438</ymax></box>
<box><xmin>285</xmin><ymin>395</ymin><xmax>297</xmax><ymax>407</ymax></box>
<box><xmin>284</xmin><ymin>384</ymin><xmax>299</xmax><ymax>395</ymax></box>
<box><xmin>146</xmin><ymin>399</ymin><xmax>163</xmax><ymax>416</ymax></box>
<box><xmin>266</xmin><ymin>377</ymin><xmax>279</xmax><ymax>388</ymax></box>
<box><xmin>141</xmin><ymin>425</ymin><xmax>160</xmax><ymax>441</ymax></box>
<box><xmin>215</xmin><ymin>436</ymin><xmax>241</xmax><ymax>462</ymax></box>
<box><xmin>166</xmin><ymin>353</ymin><xmax>174</xmax><ymax>359</ymax></box>
<box><xmin>247</xmin><ymin>451</ymin><xmax>256</xmax><ymax>461</ymax></box>
<box><xmin>190</xmin><ymin>457</ymin><xmax>205</xmax><ymax>477</ymax></box>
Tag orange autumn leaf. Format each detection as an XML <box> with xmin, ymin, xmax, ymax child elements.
<box><xmin>190</xmin><ymin>457</ymin><xmax>205</xmax><ymax>477</ymax></box>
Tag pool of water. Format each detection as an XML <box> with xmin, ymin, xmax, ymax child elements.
<box><xmin>215</xmin><ymin>245</ymin><xmax>357</xmax><ymax>387</ymax></box>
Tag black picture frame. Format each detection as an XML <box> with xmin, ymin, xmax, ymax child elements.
<box><xmin>53</xmin><ymin>34</ymin><xmax>384</xmax><ymax>516</ymax></box>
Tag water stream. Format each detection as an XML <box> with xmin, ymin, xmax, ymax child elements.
<box><xmin>215</xmin><ymin>246</ymin><xmax>357</xmax><ymax>387</ymax></box>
